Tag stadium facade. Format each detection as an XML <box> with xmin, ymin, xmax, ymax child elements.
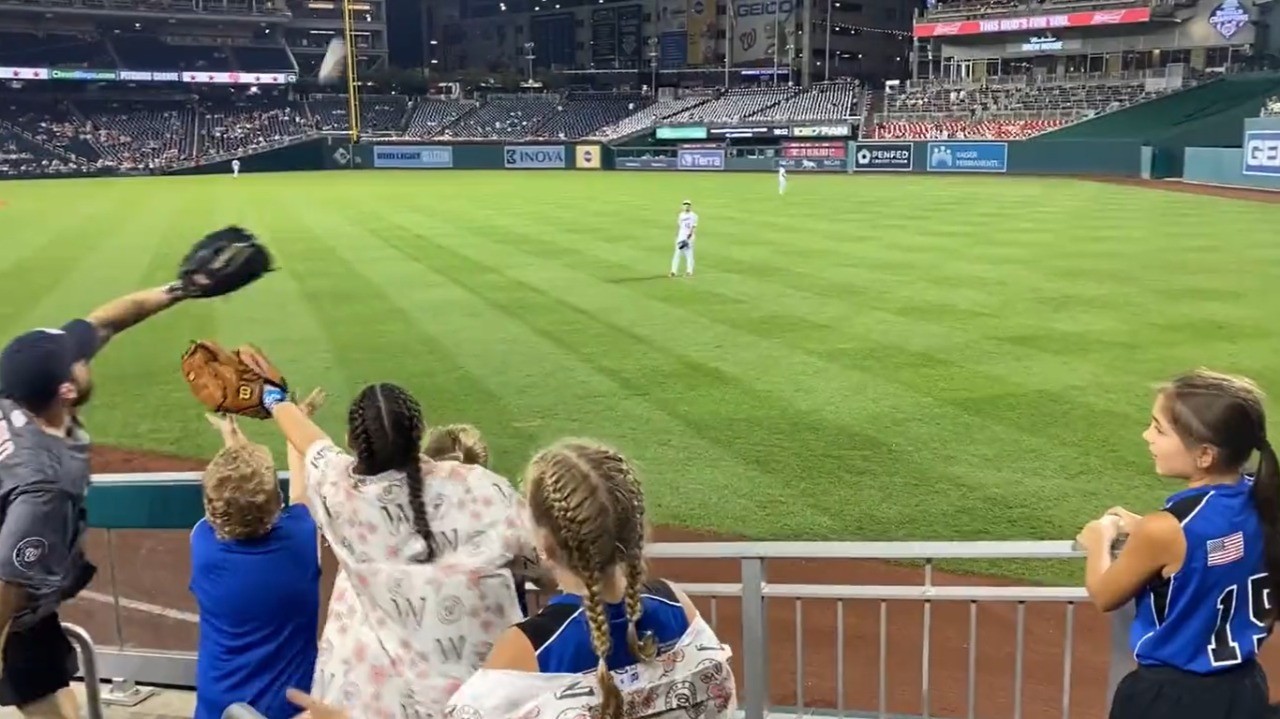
<box><xmin>432</xmin><ymin>0</ymin><xmax>915</xmax><ymax>84</ymax></box>
<box><xmin>911</xmin><ymin>0</ymin><xmax>1279</xmax><ymax>82</ymax></box>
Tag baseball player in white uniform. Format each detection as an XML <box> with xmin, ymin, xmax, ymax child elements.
<box><xmin>231</xmin><ymin>159</ymin><xmax>241</xmax><ymax>178</ymax></box>
<box><xmin>670</xmin><ymin>200</ymin><xmax>697</xmax><ymax>278</ymax></box>
<box><xmin>778</xmin><ymin>164</ymin><xmax>787</xmax><ymax>195</ymax></box>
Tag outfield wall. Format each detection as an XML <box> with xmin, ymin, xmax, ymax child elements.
<box><xmin>1179</xmin><ymin>117</ymin><xmax>1280</xmax><ymax>192</ymax></box>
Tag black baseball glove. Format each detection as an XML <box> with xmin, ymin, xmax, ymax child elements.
<box><xmin>174</xmin><ymin>226</ymin><xmax>274</xmax><ymax>299</ymax></box>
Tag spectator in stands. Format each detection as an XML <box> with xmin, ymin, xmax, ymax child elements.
<box><xmin>1078</xmin><ymin>369</ymin><xmax>1278</xmax><ymax>719</ymax></box>
<box><xmin>446</xmin><ymin>440</ymin><xmax>737</xmax><ymax>719</ymax></box>
<box><xmin>245</xmin><ymin>364</ymin><xmax>543</xmax><ymax>719</ymax></box>
<box><xmin>189</xmin><ymin>396</ymin><xmax>324</xmax><ymax>719</ymax></box>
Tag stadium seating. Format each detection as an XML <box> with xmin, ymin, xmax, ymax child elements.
<box><xmin>0</xmin><ymin>126</ymin><xmax>83</xmax><ymax>177</ymax></box>
<box><xmin>589</xmin><ymin>95</ymin><xmax>715</xmax><ymax>139</ymax></box>
<box><xmin>77</xmin><ymin>100</ymin><xmax>196</xmax><ymax>170</ymax></box>
<box><xmin>870</xmin><ymin>79</ymin><xmax>1168</xmax><ymax>139</ymax></box>
<box><xmin>531</xmin><ymin>93</ymin><xmax>650</xmax><ymax>140</ymax></box>
<box><xmin>306</xmin><ymin>95</ymin><xmax>409</xmax><ymax>134</ymax></box>
<box><xmin>663</xmin><ymin>86</ymin><xmax>801</xmax><ymax>124</ymax></box>
<box><xmin>405</xmin><ymin>98</ymin><xmax>479</xmax><ymax>138</ymax></box>
<box><xmin>437</xmin><ymin>95</ymin><xmax>560</xmax><ymax>140</ymax></box>
<box><xmin>753</xmin><ymin>82</ymin><xmax>861</xmax><ymax>122</ymax></box>
<box><xmin>197</xmin><ymin>100</ymin><xmax>317</xmax><ymax>157</ymax></box>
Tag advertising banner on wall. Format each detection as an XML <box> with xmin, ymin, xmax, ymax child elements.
<box><xmin>617</xmin><ymin>5</ymin><xmax>644</xmax><ymax>66</ymax></box>
<box><xmin>925</xmin><ymin>142</ymin><xmax>1008</xmax><ymax>173</ymax></box>
<box><xmin>708</xmin><ymin>125</ymin><xmax>790</xmax><ymax>139</ymax></box>
<box><xmin>732</xmin><ymin>0</ymin><xmax>795</xmax><ymax>64</ymax></box>
<box><xmin>658</xmin><ymin>0</ymin><xmax>689</xmax><ymax>68</ymax></box>
<box><xmin>782</xmin><ymin>141</ymin><xmax>846</xmax><ymax>159</ymax></box>
<box><xmin>678</xmin><ymin>148</ymin><xmax>725</xmax><ymax>170</ymax></box>
<box><xmin>778</xmin><ymin>157</ymin><xmax>847</xmax><ymax>171</ymax></box>
<box><xmin>504</xmin><ymin>145</ymin><xmax>568</xmax><ymax>169</ymax></box>
<box><xmin>373</xmin><ymin>146</ymin><xmax>454</xmax><ymax>169</ymax></box>
<box><xmin>575</xmin><ymin>144</ymin><xmax>603</xmax><ymax>169</ymax></box>
<box><xmin>657</xmin><ymin>125</ymin><xmax>710</xmax><ymax>140</ymax></box>
<box><xmin>914</xmin><ymin>7</ymin><xmax>1151</xmax><ymax>37</ymax></box>
<box><xmin>791</xmin><ymin>123</ymin><xmax>853</xmax><ymax>138</ymax></box>
<box><xmin>686</xmin><ymin>0</ymin><xmax>718</xmax><ymax>66</ymax></box>
<box><xmin>1242</xmin><ymin>131</ymin><xmax>1280</xmax><ymax>176</ymax></box>
<box><xmin>852</xmin><ymin>142</ymin><xmax>913</xmax><ymax>171</ymax></box>
<box><xmin>591</xmin><ymin>8</ymin><xmax>618</xmax><ymax>64</ymax></box>
<box><xmin>618</xmin><ymin>157</ymin><xmax>680</xmax><ymax>169</ymax></box>
<box><xmin>0</xmin><ymin>66</ymin><xmax>295</xmax><ymax>84</ymax></box>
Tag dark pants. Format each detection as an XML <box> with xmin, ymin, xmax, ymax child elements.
<box><xmin>1110</xmin><ymin>661</ymin><xmax>1271</xmax><ymax>719</ymax></box>
<box><xmin>0</xmin><ymin>612</ymin><xmax>78</xmax><ymax>708</ymax></box>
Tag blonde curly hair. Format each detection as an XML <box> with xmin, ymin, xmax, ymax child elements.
<box><xmin>423</xmin><ymin>424</ymin><xmax>490</xmax><ymax>467</ymax></box>
<box><xmin>202</xmin><ymin>443</ymin><xmax>281</xmax><ymax>541</ymax></box>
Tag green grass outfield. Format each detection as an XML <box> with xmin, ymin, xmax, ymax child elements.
<box><xmin>2</xmin><ymin>170</ymin><xmax>1277</xmax><ymax>584</ymax></box>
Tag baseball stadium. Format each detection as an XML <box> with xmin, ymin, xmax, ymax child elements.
<box><xmin>0</xmin><ymin>0</ymin><xmax>1279</xmax><ymax>713</ymax></box>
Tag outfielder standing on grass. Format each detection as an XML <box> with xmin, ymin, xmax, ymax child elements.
<box><xmin>1078</xmin><ymin>369</ymin><xmax>1278</xmax><ymax>719</ymax></box>
<box><xmin>180</xmin><ymin>345</ymin><xmax>546</xmax><ymax>718</ymax></box>
<box><xmin>670</xmin><ymin>200</ymin><xmax>697</xmax><ymax>278</ymax></box>
<box><xmin>0</xmin><ymin>227</ymin><xmax>272</xmax><ymax>719</ymax></box>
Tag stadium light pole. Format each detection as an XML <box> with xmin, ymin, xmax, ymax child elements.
<box><xmin>523</xmin><ymin>42</ymin><xmax>536</xmax><ymax>85</ymax></box>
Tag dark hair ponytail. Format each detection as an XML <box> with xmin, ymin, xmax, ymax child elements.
<box><xmin>1164</xmin><ymin>370</ymin><xmax>1276</xmax><ymax>617</ymax></box>
<box><xmin>1252</xmin><ymin>440</ymin><xmax>1280</xmax><ymax>617</ymax></box>
<box><xmin>348</xmin><ymin>383</ymin><xmax>435</xmax><ymax>562</ymax></box>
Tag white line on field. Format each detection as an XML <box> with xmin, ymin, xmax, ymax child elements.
<box><xmin>76</xmin><ymin>590</ymin><xmax>199</xmax><ymax>624</ymax></box>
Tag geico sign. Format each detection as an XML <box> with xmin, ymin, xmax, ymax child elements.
<box><xmin>1245</xmin><ymin>139</ymin><xmax>1280</xmax><ymax>167</ymax></box>
<box><xmin>736</xmin><ymin>0</ymin><xmax>793</xmax><ymax>16</ymax></box>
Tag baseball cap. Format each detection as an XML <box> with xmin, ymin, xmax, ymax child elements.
<box><xmin>682</xmin><ymin>199</ymin><xmax>691</xmax><ymax>206</ymax></box>
<box><xmin>0</xmin><ymin>320</ymin><xmax>100</xmax><ymax>406</ymax></box>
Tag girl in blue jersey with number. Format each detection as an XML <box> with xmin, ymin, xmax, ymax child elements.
<box><xmin>1078</xmin><ymin>369</ymin><xmax>1279</xmax><ymax>719</ymax></box>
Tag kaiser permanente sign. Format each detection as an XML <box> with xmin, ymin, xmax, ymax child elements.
<box><xmin>914</xmin><ymin>7</ymin><xmax>1151</xmax><ymax>37</ymax></box>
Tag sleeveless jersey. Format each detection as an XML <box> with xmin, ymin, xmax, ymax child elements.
<box><xmin>1131</xmin><ymin>480</ymin><xmax>1273</xmax><ymax>674</ymax></box>
<box><xmin>517</xmin><ymin>580</ymin><xmax>691</xmax><ymax>675</ymax></box>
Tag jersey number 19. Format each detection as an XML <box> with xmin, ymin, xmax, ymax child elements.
<box><xmin>1209</xmin><ymin>573</ymin><xmax>1273</xmax><ymax>667</ymax></box>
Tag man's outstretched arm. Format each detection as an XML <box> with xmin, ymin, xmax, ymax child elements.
<box><xmin>85</xmin><ymin>284</ymin><xmax>185</xmax><ymax>349</ymax></box>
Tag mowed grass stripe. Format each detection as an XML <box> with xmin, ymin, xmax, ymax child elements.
<box><xmin>293</xmin><ymin>204</ymin><xmax>794</xmax><ymax>523</ymax></box>
<box><xmin>383</xmin><ymin>204</ymin><xmax>1115</xmax><ymax>541</ymax></box>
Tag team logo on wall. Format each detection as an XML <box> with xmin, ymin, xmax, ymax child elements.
<box><xmin>1208</xmin><ymin>0</ymin><xmax>1249</xmax><ymax>39</ymax></box>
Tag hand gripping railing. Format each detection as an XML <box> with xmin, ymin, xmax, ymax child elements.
<box><xmin>60</xmin><ymin>623</ymin><xmax>104</xmax><ymax>719</ymax></box>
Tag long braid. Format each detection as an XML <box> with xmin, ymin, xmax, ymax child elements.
<box><xmin>349</xmin><ymin>383</ymin><xmax>433</xmax><ymax>561</ymax></box>
<box><xmin>527</xmin><ymin>441</ymin><xmax>654</xmax><ymax>719</ymax></box>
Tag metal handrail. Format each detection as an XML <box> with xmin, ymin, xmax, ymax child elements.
<box><xmin>60</xmin><ymin>623</ymin><xmax>103</xmax><ymax>719</ymax></box>
<box><xmin>223</xmin><ymin>703</ymin><xmax>269</xmax><ymax>719</ymax></box>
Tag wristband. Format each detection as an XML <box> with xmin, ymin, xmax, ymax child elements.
<box><xmin>262</xmin><ymin>385</ymin><xmax>289</xmax><ymax>414</ymax></box>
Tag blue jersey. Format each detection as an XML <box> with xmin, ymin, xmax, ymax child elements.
<box><xmin>516</xmin><ymin>580</ymin><xmax>691</xmax><ymax>675</ymax></box>
<box><xmin>190</xmin><ymin>504</ymin><xmax>321</xmax><ymax>719</ymax></box>
<box><xmin>1131</xmin><ymin>481</ymin><xmax>1273</xmax><ymax>674</ymax></box>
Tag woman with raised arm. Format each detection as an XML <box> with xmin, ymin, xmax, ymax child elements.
<box><xmin>237</xmin><ymin>349</ymin><xmax>541</xmax><ymax>719</ymax></box>
<box><xmin>1078</xmin><ymin>369</ymin><xmax>1278</xmax><ymax>719</ymax></box>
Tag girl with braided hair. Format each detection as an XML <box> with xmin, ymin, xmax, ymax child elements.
<box><xmin>423</xmin><ymin>424</ymin><xmax>490</xmax><ymax>467</ymax></box>
<box><xmin>239</xmin><ymin>352</ymin><xmax>540</xmax><ymax>719</ymax></box>
<box><xmin>446</xmin><ymin>439</ymin><xmax>737</xmax><ymax>719</ymax></box>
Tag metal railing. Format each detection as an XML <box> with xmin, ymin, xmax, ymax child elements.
<box><xmin>61</xmin><ymin>623</ymin><xmax>104</xmax><ymax>719</ymax></box>
<box><xmin>77</xmin><ymin>472</ymin><xmax>1130</xmax><ymax>719</ymax></box>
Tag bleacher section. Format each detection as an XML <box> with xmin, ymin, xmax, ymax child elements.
<box><xmin>664</xmin><ymin>87</ymin><xmax>800</xmax><ymax>124</ymax></box>
<box><xmin>197</xmin><ymin>100</ymin><xmax>316</xmax><ymax>157</ymax></box>
<box><xmin>438</xmin><ymin>95</ymin><xmax>560</xmax><ymax>140</ymax></box>
<box><xmin>590</xmin><ymin>96</ymin><xmax>714</xmax><ymax>139</ymax></box>
<box><xmin>78</xmin><ymin>100</ymin><xmax>195</xmax><ymax>170</ymax></box>
<box><xmin>753</xmin><ymin>82</ymin><xmax>861</xmax><ymax>122</ymax></box>
<box><xmin>531</xmin><ymin>93</ymin><xmax>650</xmax><ymax>140</ymax></box>
<box><xmin>306</xmin><ymin>95</ymin><xmax>409</xmax><ymax>134</ymax></box>
<box><xmin>405</xmin><ymin>99</ymin><xmax>478</xmax><ymax>138</ymax></box>
<box><xmin>871</xmin><ymin>78</ymin><xmax>1179</xmax><ymax>140</ymax></box>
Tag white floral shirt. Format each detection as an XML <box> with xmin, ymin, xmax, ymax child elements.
<box><xmin>305</xmin><ymin>440</ymin><xmax>539</xmax><ymax>719</ymax></box>
<box><xmin>445</xmin><ymin>617</ymin><xmax>736</xmax><ymax>719</ymax></box>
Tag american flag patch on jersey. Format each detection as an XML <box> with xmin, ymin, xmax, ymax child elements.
<box><xmin>1207</xmin><ymin>531</ymin><xmax>1246</xmax><ymax>567</ymax></box>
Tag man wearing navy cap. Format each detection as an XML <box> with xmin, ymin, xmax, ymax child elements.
<box><xmin>0</xmin><ymin>283</ymin><xmax>212</xmax><ymax>717</ymax></box>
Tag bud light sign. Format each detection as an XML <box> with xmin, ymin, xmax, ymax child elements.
<box><xmin>678</xmin><ymin>149</ymin><xmax>725</xmax><ymax>171</ymax></box>
<box><xmin>373</xmin><ymin>145</ymin><xmax>453</xmax><ymax>169</ymax></box>
<box><xmin>504</xmin><ymin>145</ymin><xmax>568</xmax><ymax>169</ymax></box>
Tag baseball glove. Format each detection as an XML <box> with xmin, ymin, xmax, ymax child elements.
<box><xmin>175</xmin><ymin>226</ymin><xmax>274</xmax><ymax>299</ymax></box>
<box><xmin>181</xmin><ymin>340</ymin><xmax>287</xmax><ymax>419</ymax></box>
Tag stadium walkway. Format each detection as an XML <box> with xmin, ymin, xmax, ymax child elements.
<box><xmin>0</xmin><ymin>682</ymin><xmax>194</xmax><ymax>719</ymax></box>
